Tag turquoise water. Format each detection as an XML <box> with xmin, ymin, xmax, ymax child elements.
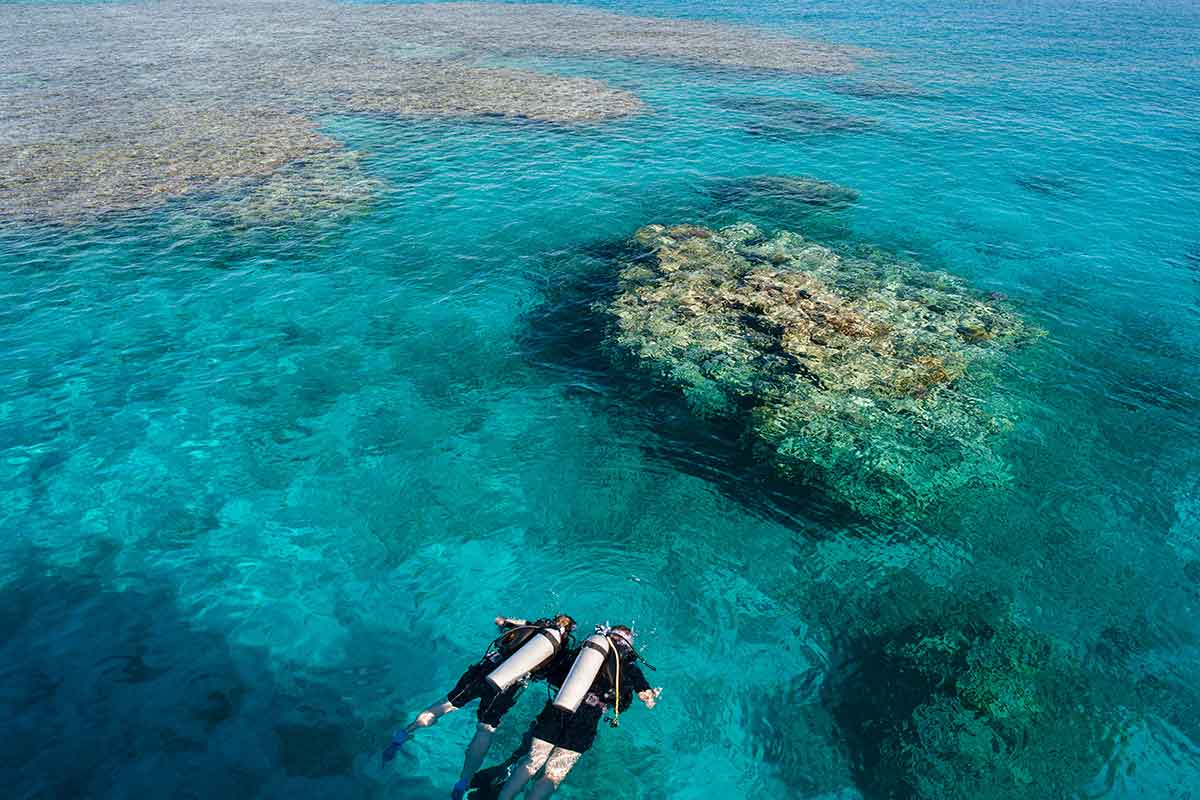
<box><xmin>3</xmin><ymin>1</ymin><xmax>1200</xmax><ymax>798</ymax></box>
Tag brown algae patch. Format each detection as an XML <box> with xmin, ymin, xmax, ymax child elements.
<box><xmin>0</xmin><ymin>0</ymin><xmax>865</xmax><ymax>224</ymax></box>
<box><xmin>607</xmin><ymin>223</ymin><xmax>1042</xmax><ymax>517</ymax></box>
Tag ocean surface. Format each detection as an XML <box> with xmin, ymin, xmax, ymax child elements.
<box><xmin>3</xmin><ymin>1</ymin><xmax>1200</xmax><ymax>798</ymax></box>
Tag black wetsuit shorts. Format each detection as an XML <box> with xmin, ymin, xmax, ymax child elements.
<box><xmin>529</xmin><ymin>702</ymin><xmax>605</xmax><ymax>754</ymax></box>
<box><xmin>446</xmin><ymin>660</ymin><xmax>521</xmax><ymax>728</ymax></box>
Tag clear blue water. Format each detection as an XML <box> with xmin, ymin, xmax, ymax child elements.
<box><xmin>3</xmin><ymin>1</ymin><xmax>1200</xmax><ymax>798</ymax></box>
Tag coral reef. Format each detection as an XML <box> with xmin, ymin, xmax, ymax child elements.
<box><xmin>823</xmin><ymin>603</ymin><xmax>1125</xmax><ymax>800</ymax></box>
<box><xmin>830</xmin><ymin>79</ymin><xmax>929</xmax><ymax>99</ymax></box>
<box><xmin>191</xmin><ymin>150</ymin><xmax>388</xmax><ymax>231</ymax></box>
<box><xmin>606</xmin><ymin>223</ymin><xmax>1041</xmax><ymax>517</ymax></box>
<box><xmin>1</xmin><ymin>108</ymin><xmax>341</xmax><ymax>223</ymax></box>
<box><xmin>0</xmin><ymin>0</ymin><xmax>865</xmax><ymax>224</ymax></box>
<box><xmin>333</xmin><ymin>64</ymin><xmax>642</xmax><ymax>122</ymax></box>
<box><xmin>712</xmin><ymin>96</ymin><xmax>878</xmax><ymax>138</ymax></box>
<box><xmin>703</xmin><ymin>175</ymin><xmax>861</xmax><ymax>209</ymax></box>
<box><xmin>752</xmin><ymin>565</ymin><xmax>1136</xmax><ymax>800</ymax></box>
<box><xmin>1014</xmin><ymin>173</ymin><xmax>1079</xmax><ymax>198</ymax></box>
<box><xmin>388</xmin><ymin>3</ymin><xmax>869</xmax><ymax>74</ymax></box>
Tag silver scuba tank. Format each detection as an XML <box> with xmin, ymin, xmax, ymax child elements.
<box><xmin>485</xmin><ymin>626</ymin><xmax>563</xmax><ymax>692</ymax></box>
<box><xmin>552</xmin><ymin>633</ymin><xmax>612</xmax><ymax>712</ymax></box>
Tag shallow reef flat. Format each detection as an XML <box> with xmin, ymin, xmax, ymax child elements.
<box><xmin>331</xmin><ymin>64</ymin><xmax>642</xmax><ymax>122</ymax></box>
<box><xmin>607</xmin><ymin>223</ymin><xmax>1042</xmax><ymax>518</ymax></box>
<box><xmin>0</xmin><ymin>0</ymin><xmax>865</xmax><ymax>224</ymax></box>
<box><xmin>180</xmin><ymin>150</ymin><xmax>389</xmax><ymax>234</ymax></box>
<box><xmin>366</xmin><ymin>2</ymin><xmax>870</xmax><ymax>73</ymax></box>
<box><xmin>0</xmin><ymin>108</ymin><xmax>341</xmax><ymax>223</ymax></box>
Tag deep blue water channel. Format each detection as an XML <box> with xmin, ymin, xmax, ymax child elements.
<box><xmin>3</xmin><ymin>1</ymin><xmax>1200</xmax><ymax>798</ymax></box>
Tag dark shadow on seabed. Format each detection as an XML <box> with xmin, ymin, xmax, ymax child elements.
<box><xmin>0</xmin><ymin>542</ymin><xmax>452</xmax><ymax>800</ymax></box>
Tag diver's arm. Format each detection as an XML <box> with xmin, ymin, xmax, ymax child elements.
<box><xmin>626</xmin><ymin>664</ymin><xmax>660</xmax><ymax>708</ymax></box>
<box><xmin>495</xmin><ymin>616</ymin><xmax>528</xmax><ymax>628</ymax></box>
<box><xmin>637</xmin><ymin>688</ymin><xmax>662</xmax><ymax>709</ymax></box>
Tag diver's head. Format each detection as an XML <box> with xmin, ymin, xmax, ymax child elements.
<box><xmin>553</xmin><ymin>614</ymin><xmax>576</xmax><ymax>634</ymax></box>
<box><xmin>609</xmin><ymin>625</ymin><xmax>635</xmax><ymax>659</ymax></box>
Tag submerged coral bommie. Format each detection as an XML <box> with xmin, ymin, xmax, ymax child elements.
<box><xmin>712</xmin><ymin>96</ymin><xmax>879</xmax><ymax>138</ymax></box>
<box><xmin>1014</xmin><ymin>173</ymin><xmax>1079</xmax><ymax>198</ymax></box>
<box><xmin>824</xmin><ymin>605</ymin><xmax>1123</xmax><ymax>800</ymax></box>
<box><xmin>830</xmin><ymin>79</ymin><xmax>929</xmax><ymax>99</ymax></box>
<box><xmin>607</xmin><ymin>223</ymin><xmax>1041</xmax><ymax>517</ymax></box>
<box><xmin>703</xmin><ymin>175</ymin><xmax>861</xmax><ymax>209</ymax></box>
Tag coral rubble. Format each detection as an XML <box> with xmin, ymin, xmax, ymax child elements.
<box><xmin>607</xmin><ymin>222</ymin><xmax>1041</xmax><ymax>516</ymax></box>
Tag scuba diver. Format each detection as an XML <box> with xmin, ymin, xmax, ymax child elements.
<box><xmin>383</xmin><ymin>613</ymin><xmax>576</xmax><ymax>800</ymax></box>
<box><xmin>497</xmin><ymin>624</ymin><xmax>661</xmax><ymax>800</ymax></box>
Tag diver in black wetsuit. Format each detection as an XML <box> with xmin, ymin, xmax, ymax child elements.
<box><xmin>497</xmin><ymin>625</ymin><xmax>661</xmax><ymax>800</ymax></box>
<box><xmin>383</xmin><ymin>613</ymin><xmax>576</xmax><ymax>800</ymax></box>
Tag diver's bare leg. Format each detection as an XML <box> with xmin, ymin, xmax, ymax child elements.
<box><xmin>526</xmin><ymin>747</ymin><xmax>581</xmax><ymax>800</ymax></box>
<box><xmin>458</xmin><ymin>722</ymin><xmax>496</xmax><ymax>783</ymax></box>
<box><xmin>498</xmin><ymin>737</ymin><xmax>553</xmax><ymax>800</ymax></box>
<box><xmin>407</xmin><ymin>700</ymin><xmax>457</xmax><ymax>732</ymax></box>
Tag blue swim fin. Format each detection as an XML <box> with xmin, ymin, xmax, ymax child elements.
<box><xmin>451</xmin><ymin>777</ymin><xmax>470</xmax><ymax>800</ymax></box>
<box><xmin>381</xmin><ymin>729</ymin><xmax>409</xmax><ymax>766</ymax></box>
